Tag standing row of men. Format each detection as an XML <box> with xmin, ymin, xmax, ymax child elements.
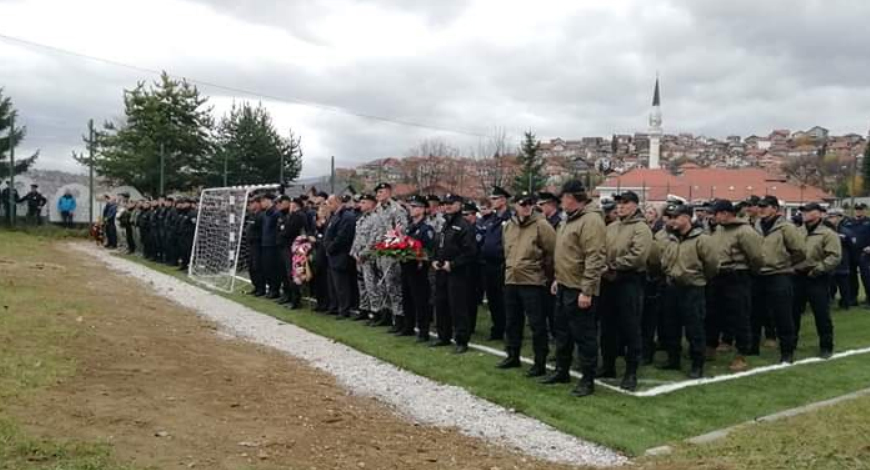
<box><xmin>116</xmin><ymin>196</ymin><xmax>198</xmax><ymax>270</ymax></box>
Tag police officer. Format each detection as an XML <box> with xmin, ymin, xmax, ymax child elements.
<box><xmin>708</xmin><ymin>199</ymin><xmax>764</xmax><ymax>372</ymax></box>
<box><xmin>431</xmin><ymin>194</ymin><xmax>478</xmax><ymax>354</ymax></box>
<box><xmin>463</xmin><ymin>200</ymin><xmax>484</xmax><ymax>334</ymax></box>
<box><xmin>793</xmin><ymin>202</ymin><xmax>841</xmax><ymax>358</ymax></box>
<box><xmin>351</xmin><ymin>193</ymin><xmax>380</xmax><ymax>322</ymax></box>
<box><xmin>324</xmin><ymin>195</ymin><xmax>358</xmax><ymax>318</ymax></box>
<box><xmin>541</xmin><ymin>180</ymin><xmax>606</xmax><ymax>397</ymax></box>
<box><xmin>163</xmin><ymin>197</ymin><xmax>179</xmax><ymax>266</ymax></box>
<box><xmin>21</xmin><ymin>184</ymin><xmax>47</xmax><ymax>225</ymax></box>
<box><xmin>244</xmin><ymin>196</ymin><xmax>266</xmax><ymax>296</ymax></box>
<box><xmin>137</xmin><ymin>199</ymin><xmax>154</xmax><ymax>260</ymax></box>
<box><xmin>260</xmin><ymin>194</ymin><xmax>283</xmax><ymax>299</ymax></box>
<box><xmin>600</xmin><ymin>198</ymin><xmax>617</xmax><ymax>225</ymax></box>
<box><xmin>826</xmin><ymin>209</ymin><xmax>854</xmax><ymax>309</ymax></box>
<box><xmin>373</xmin><ymin>182</ymin><xmax>409</xmax><ymax>333</ymax></box>
<box><xmin>402</xmin><ymin>195</ymin><xmax>436</xmax><ymax>340</ymax></box>
<box><xmin>755</xmin><ymin>195</ymin><xmax>805</xmax><ymax>363</ymax></box>
<box><xmin>277</xmin><ymin>196</ymin><xmax>307</xmax><ymax>308</ymax></box>
<box><xmin>177</xmin><ymin>198</ymin><xmax>198</xmax><ymax>270</ymax></box>
<box><xmin>845</xmin><ymin>203</ymin><xmax>870</xmax><ymax>306</ymax></box>
<box><xmin>660</xmin><ymin>203</ymin><xmax>720</xmax><ymax>378</ymax></box>
<box><xmin>480</xmin><ymin>186</ymin><xmax>512</xmax><ymax>341</ymax></box>
<box><xmin>498</xmin><ymin>191</ymin><xmax>556</xmax><ymax>377</ymax></box>
<box><xmin>599</xmin><ymin>191</ymin><xmax>652</xmax><ymax>391</ymax></box>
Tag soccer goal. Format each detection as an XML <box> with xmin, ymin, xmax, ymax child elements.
<box><xmin>188</xmin><ymin>184</ymin><xmax>278</xmax><ymax>292</ymax></box>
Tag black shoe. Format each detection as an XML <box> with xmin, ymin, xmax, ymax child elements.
<box><xmin>246</xmin><ymin>289</ymin><xmax>259</xmax><ymax>296</ymax></box>
<box><xmin>351</xmin><ymin>311</ymin><xmax>369</xmax><ymax>322</ymax></box>
<box><xmin>374</xmin><ymin>312</ymin><xmax>392</xmax><ymax>327</ymax></box>
<box><xmin>416</xmin><ymin>334</ymin><xmax>431</xmax><ymax>343</ymax></box>
<box><xmin>526</xmin><ymin>357</ymin><xmax>547</xmax><ymax>377</ymax></box>
<box><xmin>253</xmin><ymin>291</ymin><xmax>266</xmax><ymax>297</ymax></box>
<box><xmin>688</xmin><ymin>362</ymin><xmax>704</xmax><ymax>379</ymax></box>
<box><xmin>496</xmin><ymin>354</ymin><xmax>521</xmax><ymax>369</ymax></box>
<box><xmin>397</xmin><ymin>328</ymin><xmax>416</xmax><ymax>337</ymax></box>
<box><xmin>288</xmin><ymin>303</ymin><xmax>301</xmax><ymax>310</ymax></box>
<box><xmin>453</xmin><ymin>344</ymin><xmax>469</xmax><ymax>354</ymax></box>
<box><xmin>429</xmin><ymin>339</ymin><xmax>452</xmax><ymax>348</ymax></box>
<box><xmin>488</xmin><ymin>333</ymin><xmax>503</xmax><ymax>341</ymax></box>
<box><xmin>620</xmin><ymin>373</ymin><xmax>638</xmax><ymax>391</ymax></box>
<box><xmin>540</xmin><ymin>370</ymin><xmax>571</xmax><ymax>384</ymax></box>
<box><xmin>596</xmin><ymin>366</ymin><xmax>617</xmax><ymax>379</ymax></box>
<box><xmin>277</xmin><ymin>295</ymin><xmax>292</xmax><ymax>304</ymax></box>
<box><xmin>570</xmin><ymin>379</ymin><xmax>595</xmax><ymax>397</ymax></box>
<box><xmin>820</xmin><ymin>349</ymin><xmax>833</xmax><ymax>359</ymax></box>
<box><xmin>266</xmin><ymin>292</ymin><xmax>281</xmax><ymax>300</ymax></box>
<box><xmin>657</xmin><ymin>353</ymin><xmax>681</xmax><ymax>371</ymax></box>
<box><xmin>779</xmin><ymin>353</ymin><xmax>795</xmax><ymax>364</ymax></box>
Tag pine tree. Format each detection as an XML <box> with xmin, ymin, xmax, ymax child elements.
<box><xmin>209</xmin><ymin>102</ymin><xmax>302</xmax><ymax>186</ymax></box>
<box><xmin>512</xmin><ymin>131</ymin><xmax>545</xmax><ymax>194</ymax></box>
<box><xmin>0</xmin><ymin>88</ymin><xmax>39</xmax><ymax>179</ymax></box>
<box><xmin>84</xmin><ymin>72</ymin><xmax>214</xmax><ymax>196</ymax></box>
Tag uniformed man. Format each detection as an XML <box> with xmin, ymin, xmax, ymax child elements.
<box><xmin>21</xmin><ymin>184</ymin><xmax>47</xmax><ymax>225</ymax></box>
<box><xmin>102</xmin><ymin>194</ymin><xmax>118</xmax><ymax>248</ymax></box>
<box><xmin>845</xmin><ymin>203</ymin><xmax>870</xmax><ymax>306</ymax></box>
<box><xmin>600</xmin><ymin>198</ymin><xmax>617</xmax><ymax>225</ymax></box>
<box><xmin>373</xmin><ymin>182</ymin><xmax>410</xmax><ymax>333</ymax></box>
<box><xmin>163</xmin><ymin>197</ymin><xmax>179</xmax><ymax>266</ymax></box>
<box><xmin>754</xmin><ymin>195</ymin><xmax>805</xmax><ymax>363</ymax></box>
<box><xmin>643</xmin><ymin>208</ymin><xmax>673</xmax><ymax>364</ymax></box>
<box><xmin>351</xmin><ymin>193</ymin><xmax>380</xmax><ymax>323</ymax></box>
<box><xmin>826</xmin><ymin>209</ymin><xmax>854</xmax><ymax>309</ymax></box>
<box><xmin>137</xmin><ymin>200</ymin><xmax>153</xmax><ymax>259</ymax></box>
<box><xmin>324</xmin><ymin>194</ymin><xmax>358</xmax><ymax>318</ymax></box>
<box><xmin>426</xmin><ymin>194</ymin><xmax>444</xmax><ymax>231</ymax></box>
<box><xmin>177</xmin><ymin>198</ymin><xmax>197</xmax><ymax>270</ymax></box>
<box><xmin>537</xmin><ymin>191</ymin><xmax>563</xmax><ymax>229</ymax></box>
<box><xmin>463</xmin><ymin>200</ymin><xmax>484</xmax><ymax>334</ymax></box>
<box><xmin>244</xmin><ymin>196</ymin><xmax>265</xmax><ymax>296</ymax></box>
<box><xmin>793</xmin><ymin>202</ymin><xmax>841</xmax><ymax>358</ymax></box>
<box><xmin>598</xmin><ymin>191</ymin><xmax>652</xmax><ymax>391</ymax></box>
<box><xmin>708</xmin><ymin>199</ymin><xmax>764</xmax><ymax>372</ymax></box>
<box><xmin>1</xmin><ymin>181</ymin><xmax>20</xmax><ymax>223</ymax></box>
<box><xmin>541</xmin><ymin>180</ymin><xmax>606</xmax><ymax>397</ymax></box>
<box><xmin>659</xmin><ymin>203</ymin><xmax>719</xmax><ymax>378</ymax></box>
<box><xmin>431</xmin><ymin>194</ymin><xmax>478</xmax><ymax>354</ymax></box>
<box><xmin>402</xmin><ymin>195</ymin><xmax>436</xmax><ymax>340</ymax></box>
<box><xmin>480</xmin><ymin>185</ymin><xmax>512</xmax><ymax>341</ymax></box>
<box><xmin>260</xmin><ymin>194</ymin><xmax>283</xmax><ymax>299</ymax></box>
<box><xmin>497</xmin><ymin>191</ymin><xmax>556</xmax><ymax>377</ymax></box>
<box><xmin>276</xmin><ymin>196</ymin><xmax>307</xmax><ymax>308</ymax></box>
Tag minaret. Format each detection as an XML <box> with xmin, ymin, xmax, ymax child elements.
<box><xmin>648</xmin><ymin>76</ymin><xmax>662</xmax><ymax>169</ymax></box>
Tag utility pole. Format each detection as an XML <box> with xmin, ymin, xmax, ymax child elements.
<box><xmin>7</xmin><ymin>114</ymin><xmax>15</xmax><ymax>226</ymax></box>
<box><xmin>159</xmin><ymin>142</ymin><xmax>165</xmax><ymax>196</ymax></box>
<box><xmin>330</xmin><ymin>155</ymin><xmax>335</xmax><ymax>194</ymax></box>
<box><xmin>88</xmin><ymin>119</ymin><xmax>96</xmax><ymax>225</ymax></box>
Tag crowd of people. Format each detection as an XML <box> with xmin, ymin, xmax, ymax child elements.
<box><xmin>108</xmin><ymin>179</ymin><xmax>866</xmax><ymax>398</ymax></box>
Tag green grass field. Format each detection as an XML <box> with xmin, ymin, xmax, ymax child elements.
<box><xmin>126</xmin><ymin>251</ymin><xmax>870</xmax><ymax>456</ymax></box>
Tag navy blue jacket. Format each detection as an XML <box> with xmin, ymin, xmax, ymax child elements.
<box><xmin>833</xmin><ymin>221</ymin><xmax>854</xmax><ymax>275</ymax></box>
<box><xmin>844</xmin><ymin>216</ymin><xmax>870</xmax><ymax>252</ymax></box>
<box><xmin>480</xmin><ymin>209</ymin><xmax>511</xmax><ymax>262</ymax></box>
<box><xmin>325</xmin><ymin>207</ymin><xmax>357</xmax><ymax>271</ymax></box>
<box><xmin>406</xmin><ymin>217</ymin><xmax>435</xmax><ymax>254</ymax></box>
<box><xmin>260</xmin><ymin>206</ymin><xmax>281</xmax><ymax>247</ymax></box>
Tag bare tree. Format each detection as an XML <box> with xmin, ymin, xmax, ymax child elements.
<box><xmin>406</xmin><ymin>137</ymin><xmax>461</xmax><ymax>159</ymax></box>
<box><xmin>470</xmin><ymin>126</ymin><xmax>516</xmax><ymax>194</ymax></box>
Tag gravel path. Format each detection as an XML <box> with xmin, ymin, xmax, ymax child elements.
<box><xmin>75</xmin><ymin>244</ymin><xmax>626</xmax><ymax>468</ymax></box>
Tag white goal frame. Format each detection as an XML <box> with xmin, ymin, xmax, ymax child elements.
<box><xmin>188</xmin><ymin>184</ymin><xmax>278</xmax><ymax>293</ymax></box>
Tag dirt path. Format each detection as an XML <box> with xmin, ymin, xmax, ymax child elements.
<box><xmin>3</xmin><ymin>241</ymin><xmax>579</xmax><ymax>470</ymax></box>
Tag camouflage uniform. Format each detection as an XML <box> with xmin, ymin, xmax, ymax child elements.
<box><xmin>374</xmin><ymin>199</ymin><xmax>409</xmax><ymax>315</ymax></box>
<box><xmin>352</xmin><ymin>210</ymin><xmax>380</xmax><ymax>313</ymax></box>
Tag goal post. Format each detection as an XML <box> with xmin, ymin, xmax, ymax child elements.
<box><xmin>188</xmin><ymin>184</ymin><xmax>278</xmax><ymax>293</ymax></box>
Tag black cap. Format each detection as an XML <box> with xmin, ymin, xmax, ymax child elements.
<box><xmin>537</xmin><ymin>191</ymin><xmax>558</xmax><ymax>204</ymax></box>
<box><xmin>800</xmin><ymin>202</ymin><xmax>824</xmax><ymax>212</ymax></box>
<box><xmin>600</xmin><ymin>198</ymin><xmax>616</xmax><ymax>212</ymax></box>
<box><xmin>856</xmin><ymin>203</ymin><xmax>868</xmax><ymax>210</ymax></box>
<box><xmin>758</xmin><ymin>195</ymin><xmax>779</xmax><ymax>208</ymax></box>
<box><xmin>407</xmin><ymin>195</ymin><xmax>428</xmax><ymax>207</ymax></box>
<box><xmin>443</xmin><ymin>193</ymin><xmax>463</xmax><ymax>204</ymax></box>
<box><xmin>745</xmin><ymin>195</ymin><xmax>761</xmax><ymax>206</ymax></box>
<box><xmin>560</xmin><ymin>179</ymin><xmax>588</xmax><ymax>200</ymax></box>
<box><xmin>30</xmin><ymin>184</ymin><xmax>38</xmax><ymax>188</ymax></box>
<box><xmin>694</xmin><ymin>200</ymin><xmax>712</xmax><ymax>212</ymax></box>
<box><xmin>462</xmin><ymin>201</ymin><xmax>478</xmax><ymax>214</ymax></box>
<box><xmin>614</xmin><ymin>191</ymin><xmax>640</xmax><ymax>204</ymax></box>
<box><xmin>278</xmin><ymin>195</ymin><xmax>292</xmax><ymax>203</ymax></box>
<box><xmin>711</xmin><ymin>199</ymin><xmax>736</xmax><ymax>214</ymax></box>
<box><xmin>426</xmin><ymin>194</ymin><xmax>441</xmax><ymax>203</ymax></box>
<box><xmin>489</xmin><ymin>185</ymin><xmax>511</xmax><ymax>199</ymax></box>
<box><xmin>374</xmin><ymin>182</ymin><xmax>392</xmax><ymax>191</ymax></box>
<box><xmin>664</xmin><ymin>202</ymin><xmax>693</xmax><ymax>218</ymax></box>
<box><xmin>360</xmin><ymin>193</ymin><xmax>377</xmax><ymax>202</ymax></box>
<box><xmin>513</xmin><ymin>191</ymin><xmax>535</xmax><ymax>206</ymax></box>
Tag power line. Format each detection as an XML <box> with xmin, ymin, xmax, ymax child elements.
<box><xmin>0</xmin><ymin>32</ymin><xmax>489</xmax><ymax>138</ymax></box>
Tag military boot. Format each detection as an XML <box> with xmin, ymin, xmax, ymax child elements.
<box><xmin>596</xmin><ymin>359</ymin><xmax>617</xmax><ymax>379</ymax></box>
<box><xmin>496</xmin><ymin>348</ymin><xmax>521</xmax><ymax>369</ymax></box>
<box><xmin>657</xmin><ymin>351</ymin><xmax>681</xmax><ymax>371</ymax></box>
<box><xmin>540</xmin><ymin>364</ymin><xmax>571</xmax><ymax>384</ymax></box>
<box><xmin>688</xmin><ymin>359</ymin><xmax>704</xmax><ymax>379</ymax></box>
<box><xmin>389</xmin><ymin>315</ymin><xmax>405</xmax><ymax>334</ymax></box>
<box><xmin>571</xmin><ymin>373</ymin><xmax>595</xmax><ymax>397</ymax></box>
<box><xmin>526</xmin><ymin>354</ymin><xmax>548</xmax><ymax>377</ymax></box>
<box><xmin>620</xmin><ymin>363</ymin><xmax>638</xmax><ymax>391</ymax></box>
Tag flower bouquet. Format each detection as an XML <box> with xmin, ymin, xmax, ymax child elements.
<box><xmin>291</xmin><ymin>235</ymin><xmax>314</xmax><ymax>285</ymax></box>
<box><xmin>373</xmin><ymin>228</ymin><xmax>427</xmax><ymax>262</ymax></box>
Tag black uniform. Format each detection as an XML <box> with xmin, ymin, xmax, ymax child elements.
<box><xmin>21</xmin><ymin>189</ymin><xmax>47</xmax><ymax>225</ymax></box>
<box><xmin>119</xmin><ymin>208</ymin><xmax>136</xmax><ymax>253</ymax></box>
<box><xmin>164</xmin><ymin>206</ymin><xmax>180</xmax><ymax>265</ymax></box>
<box><xmin>261</xmin><ymin>205</ymin><xmax>283</xmax><ymax>298</ymax></box>
<box><xmin>479</xmin><ymin>208</ymin><xmax>511</xmax><ymax>340</ymax></box>
<box><xmin>324</xmin><ymin>206</ymin><xmax>357</xmax><ymax>317</ymax></box>
<box><xmin>245</xmin><ymin>210</ymin><xmax>265</xmax><ymax>295</ymax></box>
<box><xmin>178</xmin><ymin>207</ymin><xmax>197</xmax><ymax>269</ymax></box>
<box><xmin>277</xmin><ymin>208</ymin><xmax>307</xmax><ymax>306</ymax></box>
<box><xmin>138</xmin><ymin>207</ymin><xmax>153</xmax><ymax>259</ymax></box>
<box><xmin>433</xmin><ymin>211</ymin><xmax>478</xmax><ymax>347</ymax></box>
<box><xmin>402</xmin><ymin>217</ymin><xmax>435</xmax><ymax>339</ymax></box>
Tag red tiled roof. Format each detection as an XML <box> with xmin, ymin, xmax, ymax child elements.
<box><xmin>598</xmin><ymin>168</ymin><xmax>832</xmax><ymax>203</ymax></box>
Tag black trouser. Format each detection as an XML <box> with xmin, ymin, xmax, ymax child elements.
<box><xmin>124</xmin><ymin>225</ymin><xmax>136</xmax><ymax>253</ymax></box>
<box><xmin>164</xmin><ymin>231</ymin><xmax>177</xmax><ymax>265</ymax></box>
<box><xmin>328</xmin><ymin>266</ymin><xmax>355</xmax><ymax>316</ymax></box>
<box><xmin>435</xmin><ymin>268</ymin><xmax>470</xmax><ymax>345</ymax></box>
<box><xmin>248</xmin><ymin>243</ymin><xmax>265</xmax><ymax>294</ymax></box>
<box><xmin>750</xmin><ymin>275</ymin><xmax>776</xmax><ymax>346</ymax></box>
<box><xmin>105</xmin><ymin>218</ymin><xmax>117</xmax><ymax>248</ymax></box>
<box><xmin>467</xmin><ymin>262</ymin><xmax>481</xmax><ymax>334</ymax></box>
<box><xmin>600</xmin><ymin>273</ymin><xmax>644</xmax><ymax>371</ymax></box>
<box><xmin>280</xmin><ymin>246</ymin><xmax>300</xmax><ymax>304</ymax></box>
<box><xmin>483</xmin><ymin>260</ymin><xmax>506</xmax><ymax>339</ymax></box>
<box><xmin>504</xmin><ymin>284</ymin><xmax>548</xmax><ymax>358</ymax></box>
<box><xmin>848</xmin><ymin>255</ymin><xmax>870</xmax><ymax>304</ymax></box>
<box><xmin>261</xmin><ymin>246</ymin><xmax>282</xmax><ymax>294</ymax></box>
<box><xmin>141</xmin><ymin>229</ymin><xmax>152</xmax><ymax>258</ymax></box>
<box><xmin>661</xmin><ymin>284</ymin><xmax>706</xmax><ymax>364</ymax></box>
<box><xmin>180</xmin><ymin>235</ymin><xmax>192</xmax><ymax>267</ymax></box>
<box><xmin>831</xmin><ymin>273</ymin><xmax>850</xmax><ymax>308</ymax></box>
<box><xmin>642</xmin><ymin>278</ymin><xmax>664</xmax><ymax>360</ymax></box>
<box><xmin>61</xmin><ymin>211</ymin><xmax>73</xmax><ymax>228</ymax></box>
<box><xmin>26</xmin><ymin>206</ymin><xmax>41</xmax><ymax>225</ymax></box>
<box><xmin>793</xmin><ymin>273</ymin><xmax>834</xmax><ymax>351</ymax></box>
<box><xmin>552</xmin><ymin>285</ymin><xmax>598</xmax><ymax>376</ymax></box>
<box><xmin>756</xmin><ymin>274</ymin><xmax>796</xmax><ymax>355</ymax></box>
<box><xmin>402</xmin><ymin>262</ymin><xmax>431</xmax><ymax>335</ymax></box>
<box><xmin>313</xmin><ymin>245</ymin><xmax>329</xmax><ymax>309</ymax></box>
<box><xmin>706</xmin><ymin>271</ymin><xmax>753</xmax><ymax>355</ymax></box>
<box><xmin>543</xmin><ymin>277</ymin><xmax>556</xmax><ymax>338</ymax></box>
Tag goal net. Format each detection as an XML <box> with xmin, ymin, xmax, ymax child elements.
<box><xmin>188</xmin><ymin>184</ymin><xmax>278</xmax><ymax>292</ymax></box>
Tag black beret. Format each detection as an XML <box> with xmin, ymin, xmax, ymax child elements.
<box><xmin>426</xmin><ymin>194</ymin><xmax>441</xmax><ymax>203</ymax></box>
<box><xmin>261</xmin><ymin>193</ymin><xmax>276</xmax><ymax>200</ymax></box>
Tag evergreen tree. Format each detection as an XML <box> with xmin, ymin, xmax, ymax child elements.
<box><xmin>512</xmin><ymin>130</ymin><xmax>545</xmax><ymax>194</ymax></box>
<box><xmin>83</xmin><ymin>72</ymin><xmax>214</xmax><ymax>196</ymax></box>
<box><xmin>209</xmin><ymin>102</ymin><xmax>302</xmax><ymax>186</ymax></box>
<box><xmin>0</xmin><ymin>88</ymin><xmax>39</xmax><ymax>179</ymax></box>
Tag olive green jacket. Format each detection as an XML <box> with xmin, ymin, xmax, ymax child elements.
<box><xmin>647</xmin><ymin>228</ymin><xmax>672</xmax><ymax>279</ymax></box>
<box><xmin>503</xmin><ymin>212</ymin><xmax>557</xmax><ymax>286</ymax></box>
<box><xmin>606</xmin><ymin>210</ymin><xmax>653</xmax><ymax>273</ymax></box>
<box><xmin>554</xmin><ymin>205</ymin><xmax>607</xmax><ymax>295</ymax></box>
<box><xmin>756</xmin><ymin>216</ymin><xmax>806</xmax><ymax>275</ymax></box>
<box><xmin>711</xmin><ymin>219</ymin><xmax>764</xmax><ymax>273</ymax></box>
<box><xmin>663</xmin><ymin>226</ymin><xmax>720</xmax><ymax>286</ymax></box>
<box><xmin>795</xmin><ymin>221</ymin><xmax>841</xmax><ymax>277</ymax></box>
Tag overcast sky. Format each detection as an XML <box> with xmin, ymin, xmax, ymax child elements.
<box><xmin>2</xmin><ymin>0</ymin><xmax>870</xmax><ymax>178</ymax></box>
